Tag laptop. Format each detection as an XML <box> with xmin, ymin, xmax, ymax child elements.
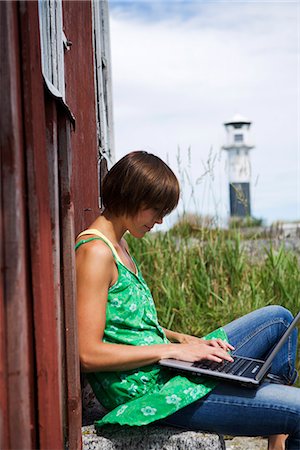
<box><xmin>159</xmin><ymin>310</ymin><xmax>300</xmax><ymax>388</ymax></box>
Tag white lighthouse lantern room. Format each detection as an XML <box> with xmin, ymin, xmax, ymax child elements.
<box><xmin>222</xmin><ymin>114</ymin><xmax>255</xmax><ymax>217</ymax></box>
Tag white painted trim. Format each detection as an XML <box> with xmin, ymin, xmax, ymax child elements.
<box><xmin>92</xmin><ymin>0</ymin><xmax>115</xmax><ymax>167</ymax></box>
<box><xmin>38</xmin><ymin>0</ymin><xmax>65</xmax><ymax>100</ymax></box>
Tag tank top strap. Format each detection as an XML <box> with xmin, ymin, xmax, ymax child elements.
<box><xmin>76</xmin><ymin>229</ymin><xmax>122</xmax><ymax>264</ymax></box>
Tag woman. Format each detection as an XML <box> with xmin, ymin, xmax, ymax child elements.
<box><xmin>76</xmin><ymin>151</ymin><xmax>299</xmax><ymax>450</ymax></box>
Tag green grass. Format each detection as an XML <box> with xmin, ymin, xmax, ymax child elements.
<box><xmin>127</xmin><ymin>229</ymin><xmax>300</xmax><ymax>386</ymax></box>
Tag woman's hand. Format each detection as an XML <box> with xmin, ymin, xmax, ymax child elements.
<box><xmin>162</xmin><ymin>329</ymin><xmax>235</xmax><ymax>364</ymax></box>
<box><xmin>204</xmin><ymin>338</ymin><xmax>235</xmax><ymax>354</ymax></box>
<box><xmin>163</xmin><ymin>329</ymin><xmax>234</xmax><ymax>353</ymax></box>
<box><xmin>169</xmin><ymin>340</ymin><xmax>234</xmax><ymax>364</ymax></box>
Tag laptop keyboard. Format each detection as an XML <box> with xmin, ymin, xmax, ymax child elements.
<box><xmin>192</xmin><ymin>356</ymin><xmax>255</xmax><ymax>377</ymax></box>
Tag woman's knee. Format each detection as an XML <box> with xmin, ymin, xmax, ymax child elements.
<box><xmin>263</xmin><ymin>305</ymin><xmax>294</xmax><ymax>326</ymax></box>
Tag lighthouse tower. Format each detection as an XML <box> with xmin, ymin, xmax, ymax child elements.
<box><xmin>222</xmin><ymin>114</ymin><xmax>254</xmax><ymax>217</ymax></box>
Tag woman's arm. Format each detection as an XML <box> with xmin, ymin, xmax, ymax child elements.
<box><xmin>162</xmin><ymin>328</ymin><xmax>199</xmax><ymax>343</ymax></box>
<box><xmin>76</xmin><ymin>241</ymin><xmax>234</xmax><ymax>373</ymax></box>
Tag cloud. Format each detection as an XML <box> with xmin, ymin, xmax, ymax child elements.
<box><xmin>109</xmin><ymin>0</ymin><xmax>299</xmax><ymax>225</ymax></box>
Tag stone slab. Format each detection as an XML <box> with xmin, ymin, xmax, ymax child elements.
<box><xmin>82</xmin><ymin>424</ymin><xmax>225</xmax><ymax>450</ymax></box>
<box><xmin>225</xmin><ymin>436</ymin><xmax>268</xmax><ymax>450</ymax></box>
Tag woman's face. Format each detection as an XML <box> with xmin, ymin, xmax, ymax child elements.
<box><xmin>127</xmin><ymin>208</ymin><xmax>163</xmax><ymax>238</ymax></box>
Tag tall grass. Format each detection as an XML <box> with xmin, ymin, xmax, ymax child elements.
<box><xmin>127</xmin><ymin>228</ymin><xmax>300</xmax><ymax>386</ymax></box>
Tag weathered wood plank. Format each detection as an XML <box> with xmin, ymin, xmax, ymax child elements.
<box><xmin>62</xmin><ymin>0</ymin><xmax>100</xmax><ymax>234</ymax></box>
<box><xmin>0</xmin><ymin>2</ymin><xmax>35</xmax><ymax>448</ymax></box>
<box><xmin>18</xmin><ymin>2</ymin><xmax>63</xmax><ymax>448</ymax></box>
<box><xmin>0</xmin><ymin>175</ymin><xmax>9</xmax><ymax>450</ymax></box>
<box><xmin>58</xmin><ymin>112</ymin><xmax>82</xmax><ymax>449</ymax></box>
<box><xmin>0</xmin><ymin>7</ymin><xmax>9</xmax><ymax>445</ymax></box>
<box><xmin>45</xmin><ymin>95</ymin><xmax>67</xmax><ymax>443</ymax></box>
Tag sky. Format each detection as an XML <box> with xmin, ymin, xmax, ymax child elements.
<box><xmin>108</xmin><ymin>0</ymin><xmax>300</xmax><ymax>229</ymax></box>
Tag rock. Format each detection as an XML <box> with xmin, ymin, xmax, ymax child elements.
<box><xmin>225</xmin><ymin>436</ymin><xmax>268</xmax><ymax>450</ymax></box>
<box><xmin>82</xmin><ymin>424</ymin><xmax>225</xmax><ymax>450</ymax></box>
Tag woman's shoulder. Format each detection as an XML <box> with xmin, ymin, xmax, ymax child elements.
<box><xmin>76</xmin><ymin>236</ymin><xmax>117</xmax><ymax>287</ymax></box>
<box><xmin>76</xmin><ymin>234</ymin><xmax>115</xmax><ymax>263</ymax></box>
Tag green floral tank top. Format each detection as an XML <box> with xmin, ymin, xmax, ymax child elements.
<box><xmin>75</xmin><ymin>229</ymin><xmax>228</xmax><ymax>430</ymax></box>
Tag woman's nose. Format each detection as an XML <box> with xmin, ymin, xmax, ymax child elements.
<box><xmin>156</xmin><ymin>216</ymin><xmax>163</xmax><ymax>225</ymax></box>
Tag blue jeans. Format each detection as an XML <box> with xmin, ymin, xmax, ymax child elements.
<box><xmin>162</xmin><ymin>306</ymin><xmax>300</xmax><ymax>449</ymax></box>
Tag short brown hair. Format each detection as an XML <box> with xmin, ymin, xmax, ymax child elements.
<box><xmin>102</xmin><ymin>151</ymin><xmax>180</xmax><ymax>217</ymax></box>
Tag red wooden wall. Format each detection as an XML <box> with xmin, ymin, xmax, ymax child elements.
<box><xmin>63</xmin><ymin>1</ymin><xmax>101</xmax><ymax>235</ymax></box>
